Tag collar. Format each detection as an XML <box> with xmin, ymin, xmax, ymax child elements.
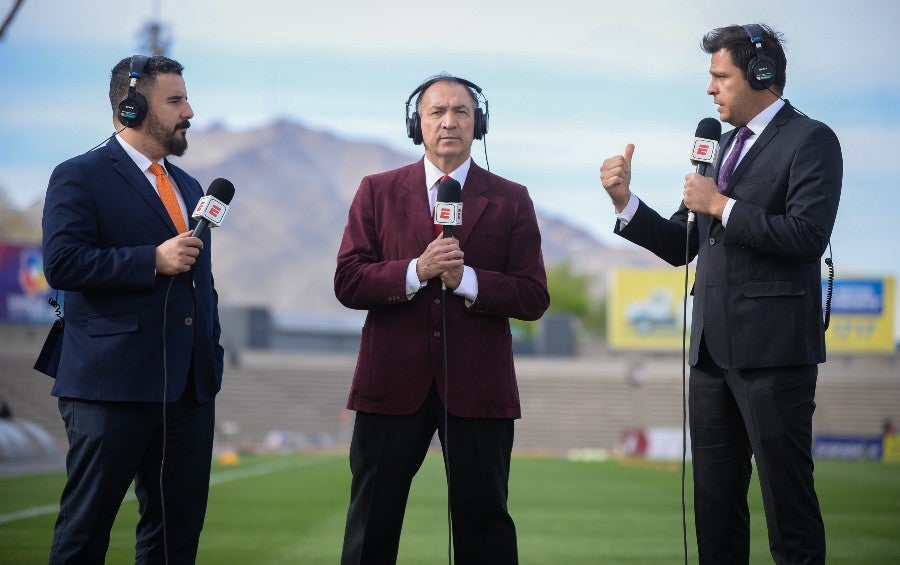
<box><xmin>424</xmin><ymin>156</ymin><xmax>471</xmax><ymax>190</ymax></box>
<box><xmin>745</xmin><ymin>98</ymin><xmax>785</xmax><ymax>136</ymax></box>
<box><xmin>116</xmin><ymin>133</ymin><xmax>163</xmax><ymax>174</ymax></box>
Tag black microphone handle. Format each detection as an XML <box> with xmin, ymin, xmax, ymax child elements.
<box><xmin>192</xmin><ymin>219</ymin><xmax>211</xmax><ymax>238</ymax></box>
<box><xmin>442</xmin><ymin>225</ymin><xmax>453</xmax><ymax>238</ymax></box>
<box><xmin>686</xmin><ymin>162</ymin><xmax>710</xmax><ymax>225</ymax></box>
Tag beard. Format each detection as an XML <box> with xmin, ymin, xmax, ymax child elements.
<box><xmin>146</xmin><ymin>111</ymin><xmax>190</xmax><ymax>157</ymax></box>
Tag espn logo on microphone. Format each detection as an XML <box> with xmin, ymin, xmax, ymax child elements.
<box><xmin>433</xmin><ymin>202</ymin><xmax>463</xmax><ymax>226</ymax></box>
<box><xmin>191</xmin><ymin>195</ymin><xmax>228</xmax><ymax>228</ymax></box>
<box><xmin>691</xmin><ymin>138</ymin><xmax>719</xmax><ymax>164</ymax></box>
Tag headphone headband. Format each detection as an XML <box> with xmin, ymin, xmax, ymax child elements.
<box><xmin>117</xmin><ymin>55</ymin><xmax>151</xmax><ymax>128</ymax></box>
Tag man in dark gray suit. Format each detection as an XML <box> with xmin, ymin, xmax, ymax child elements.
<box><xmin>600</xmin><ymin>23</ymin><xmax>841</xmax><ymax>564</ymax></box>
<box><xmin>42</xmin><ymin>55</ymin><xmax>224</xmax><ymax>564</ymax></box>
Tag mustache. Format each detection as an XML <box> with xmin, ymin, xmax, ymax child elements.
<box><xmin>175</xmin><ymin>120</ymin><xmax>191</xmax><ymax>130</ymax></box>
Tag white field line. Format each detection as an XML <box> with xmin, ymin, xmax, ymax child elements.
<box><xmin>0</xmin><ymin>456</ymin><xmax>328</xmax><ymax>526</ymax></box>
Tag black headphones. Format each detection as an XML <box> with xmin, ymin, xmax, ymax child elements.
<box><xmin>405</xmin><ymin>76</ymin><xmax>489</xmax><ymax>145</ymax></box>
<box><xmin>117</xmin><ymin>55</ymin><xmax>151</xmax><ymax>128</ymax></box>
<box><xmin>741</xmin><ymin>24</ymin><xmax>777</xmax><ymax>90</ymax></box>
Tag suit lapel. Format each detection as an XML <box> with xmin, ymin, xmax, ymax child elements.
<box><xmin>723</xmin><ymin>103</ymin><xmax>793</xmax><ymax>195</ymax></box>
<box><xmin>399</xmin><ymin>159</ymin><xmax>434</xmax><ymax>247</ymax></box>
<box><xmin>107</xmin><ymin>138</ymin><xmax>181</xmax><ymax>235</ymax></box>
<box><xmin>455</xmin><ymin>163</ymin><xmax>489</xmax><ymax>246</ymax></box>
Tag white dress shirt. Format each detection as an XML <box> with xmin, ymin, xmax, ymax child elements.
<box><xmin>405</xmin><ymin>157</ymin><xmax>478</xmax><ymax>303</ymax></box>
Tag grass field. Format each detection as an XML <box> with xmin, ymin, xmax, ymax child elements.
<box><xmin>1</xmin><ymin>453</ymin><xmax>898</xmax><ymax>564</ymax></box>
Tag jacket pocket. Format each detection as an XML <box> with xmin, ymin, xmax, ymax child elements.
<box><xmin>741</xmin><ymin>280</ymin><xmax>805</xmax><ymax>297</ymax></box>
<box><xmin>85</xmin><ymin>314</ymin><xmax>139</xmax><ymax>336</ymax></box>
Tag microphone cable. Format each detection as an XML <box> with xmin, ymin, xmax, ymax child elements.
<box><xmin>681</xmin><ymin>218</ymin><xmax>693</xmax><ymax>565</ymax></box>
<box><xmin>159</xmin><ymin>274</ymin><xmax>177</xmax><ymax>565</ymax></box>
<box><xmin>824</xmin><ymin>242</ymin><xmax>835</xmax><ymax>331</ymax></box>
<box><xmin>440</xmin><ymin>283</ymin><xmax>454</xmax><ymax>565</ymax></box>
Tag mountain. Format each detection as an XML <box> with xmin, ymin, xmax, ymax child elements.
<box><xmin>17</xmin><ymin>119</ymin><xmax>656</xmax><ymax>316</ymax></box>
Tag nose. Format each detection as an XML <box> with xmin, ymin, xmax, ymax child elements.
<box><xmin>440</xmin><ymin>112</ymin><xmax>457</xmax><ymax>129</ymax></box>
<box><xmin>707</xmin><ymin>79</ymin><xmax>716</xmax><ymax>96</ymax></box>
<box><xmin>183</xmin><ymin>101</ymin><xmax>195</xmax><ymax>120</ymax></box>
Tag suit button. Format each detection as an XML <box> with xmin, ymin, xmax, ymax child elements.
<box><xmin>433</xmin><ymin>331</ymin><xmax>440</xmax><ymax>338</ymax></box>
<box><xmin>434</xmin><ymin>298</ymin><xmax>441</xmax><ymax>304</ymax></box>
<box><xmin>708</xmin><ymin>237</ymin><xmax>717</xmax><ymax>246</ymax></box>
<box><xmin>184</xmin><ymin>317</ymin><xmax>193</xmax><ymax>326</ymax></box>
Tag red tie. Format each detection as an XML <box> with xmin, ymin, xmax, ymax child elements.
<box><xmin>433</xmin><ymin>175</ymin><xmax>451</xmax><ymax>238</ymax></box>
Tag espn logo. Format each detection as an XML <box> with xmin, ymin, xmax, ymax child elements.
<box><xmin>192</xmin><ymin>195</ymin><xmax>229</xmax><ymax>227</ymax></box>
<box><xmin>433</xmin><ymin>202</ymin><xmax>463</xmax><ymax>225</ymax></box>
<box><xmin>691</xmin><ymin>138</ymin><xmax>719</xmax><ymax>164</ymax></box>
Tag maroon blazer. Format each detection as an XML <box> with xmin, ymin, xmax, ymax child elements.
<box><xmin>335</xmin><ymin>159</ymin><xmax>549</xmax><ymax>418</ymax></box>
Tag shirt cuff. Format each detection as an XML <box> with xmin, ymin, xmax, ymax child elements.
<box><xmin>406</xmin><ymin>259</ymin><xmax>427</xmax><ymax>299</ymax></box>
<box><xmin>721</xmin><ymin>198</ymin><xmax>736</xmax><ymax>227</ymax></box>
<box><xmin>615</xmin><ymin>193</ymin><xmax>640</xmax><ymax>230</ymax></box>
<box><xmin>453</xmin><ymin>265</ymin><xmax>478</xmax><ymax>306</ymax></box>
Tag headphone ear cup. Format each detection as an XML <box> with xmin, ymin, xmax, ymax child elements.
<box><xmin>474</xmin><ymin>107</ymin><xmax>488</xmax><ymax>139</ymax></box>
<box><xmin>747</xmin><ymin>53</ymin><xmax>776</xmax><ymax>90</ymax></box>
<box><xmin>410</xmin><ymin>112</ymin><xmax>423</xmax><ymax>145</ymax></box>
<box><xmin>117</xmin><ymin>92</ymin><xmax>148</xmax><ymax>127</ymax></box>
<box><xmin>746</xmin><ymin>53</ymin><xmax>777</xmax><ymax>90</ymax></box>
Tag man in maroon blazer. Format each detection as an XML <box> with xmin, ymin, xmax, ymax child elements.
<box><xmin>335</xmin><ymin>74</ymin><xmax>549</xmax><ymax>564</ymax></box>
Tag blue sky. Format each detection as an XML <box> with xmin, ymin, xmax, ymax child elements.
<box><xmin>2</xmin><ymin>0</ymin><xmax>898</xmax><ymax>330</ymax></box>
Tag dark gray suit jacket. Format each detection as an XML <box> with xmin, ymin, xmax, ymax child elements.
<box><xmin>618</xmin><ymin>102</ymin><xmax>842</xmax><ymax>369</ymax></box>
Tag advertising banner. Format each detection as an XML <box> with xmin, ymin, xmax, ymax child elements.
<box><xmin>0</xmin><ymin>242</ymin><xmax>57</xmax><ymax>324</ymax></box>
<box><xmin>824</xmin><ymin>277</ymin><xmax>895</xmax><ymax>354</ymax></box>
<box><xmin>608</xmin><ymin>268</ymin><xmax>694</xmax><ymax>351</ymax></box>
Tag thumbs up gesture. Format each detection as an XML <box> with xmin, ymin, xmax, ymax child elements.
<box><xmin>600</xmin><ymin>144</ymin><xmax>635</xmax><ymax>212</ymax></box>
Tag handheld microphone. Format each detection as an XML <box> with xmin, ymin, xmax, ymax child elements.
<box><xmin>191</xmin><ymin>178</ymin><xmax>235</xmax><ymax>238</ymax></box>
<box><xmin>434</xmin><ymin>177</ymin><xmax>462</xmax><ymax>238</ymax></box>
<box><xmin>687</xmin><ymin>118</ymin><xmax>721</xmax><ymax>224</ymax></box>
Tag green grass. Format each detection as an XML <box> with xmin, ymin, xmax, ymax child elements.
<box><xmin>1</xmin><ymin>454</ymin><xmax>898</xmax><ymax>564</ymax></box>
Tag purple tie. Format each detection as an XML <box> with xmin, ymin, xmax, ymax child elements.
<box><xmin>717</xmin><ymin>126</ymin><xmax>752</xmax><ymax>193</ymax></box>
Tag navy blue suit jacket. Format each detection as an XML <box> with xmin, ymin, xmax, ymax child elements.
<box><xmin>618</xmin><ymin>103</ymin><xmax>842</xmax><ymax>369</ymax></box>
<box><xmin>42</xmin><ymin>137</ymin><xmax>223</xmax><ymax>402</ymax></box>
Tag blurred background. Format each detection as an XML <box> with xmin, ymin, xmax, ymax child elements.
<box><xmin>1</xmin><ymin>0</ymin><xmax>898</xmax><ymax>471</ymax></box>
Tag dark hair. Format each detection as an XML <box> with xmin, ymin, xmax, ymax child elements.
<box><xmin>702</xmin><ymin>24</ymin><xmax>786</xmax><ymax>93</ymax></box>
<box><xmin>414</xmin><ymin>73</ymin><xmax>480</xmax><ymax>113</ymax></box>
<box><xmin>108</xmin><ymin>55</ymin><xmax>185</xmax><ymax>112</ymax></box>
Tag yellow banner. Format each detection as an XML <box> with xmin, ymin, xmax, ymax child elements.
<box><xmin>883</xmin><ymin>435</ymin><xmax>900</xmax><ymax>464</ymax></box>
<box><xmin>824</xmin><ymin>277</ymin><xmax>896</xmax><ymax>354</ymax></box>
<box><xmin>608</xmin><ymin>268</ymin><xmax>694</xmax><ymax>351</ymax></box>
<box><xmin>608</xmin><ymin>270</ymin><xmax>896</xmax><ymax>354</ymax></box>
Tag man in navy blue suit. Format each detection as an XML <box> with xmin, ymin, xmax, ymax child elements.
<box><xmin>42</xmin><ymin>55</ymin><xmax>224</xmax><ymax>564</ymax></box>
<box><xmin>600</xmin><ymin>24</ymin><xmax>840</xmax><ymax>564</ymax></box>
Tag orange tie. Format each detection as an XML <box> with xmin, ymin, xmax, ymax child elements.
<box><xmin>149</xmin><ymin>162</ymin><xmax>187</xmax><ymax>233</ymax></box>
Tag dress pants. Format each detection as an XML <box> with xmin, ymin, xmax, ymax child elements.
<box><xmin>689</xmin><ymin>340</ymin><xmax>825</xmax><ymax>565</ymax></box>
<box><xmin>341</xmin><ymin>384</ymin><xmax>517</xmax><ymax>565</ymax></box>
<box><xmin>49</xmin><ymin>394</ymin><xmax>215</xmax><ymax>565</ymax></box>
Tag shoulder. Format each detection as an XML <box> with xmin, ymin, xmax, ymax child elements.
<box><xmin>469</xmin><ymin>163</ymin><xmax>528</xmax><ymax>196</ymax></box>
<box><xmin>364</xmin><ymin>160</ymin><xmax>421</xmax><ymax>185</ymax></box>
<box><xmin>779</xmin><ymin>104</ymin><xmax>839</xmax><ymax>142</ymax></box>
